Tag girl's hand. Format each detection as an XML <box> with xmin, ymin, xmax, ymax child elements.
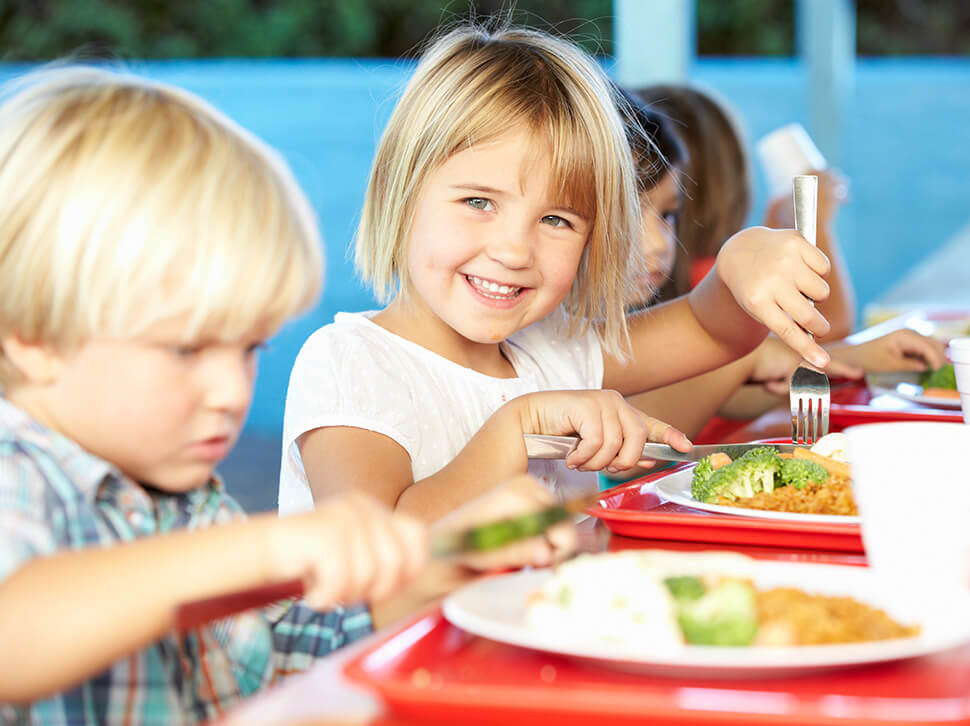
<box><xmin>716</xmin><ymin>226</ymin><xmax>831</xmax><ymax>367</ymax></box>
<box><xmin>518</xmin><ymin>389</ymin><xmax>692</xmax><ymax>473</ymax></box>
<box><xmin>273</xmin><ymin>493</ymin><xmax>428</xmax><ymax>609</ymax></box>
<box><xmin>432</xmin><ymin>475</ymin><xmax>577</xmax><ymax>572</ymax></box>
<box><xmin>826</xmin><ymin>329</ymin><xmax>948</xmax><ymax>373</ymax></box>
<box><xmin>752</xmin><ymin>337</ymin><xmax>863</xmax><ymax>396</ymax></box>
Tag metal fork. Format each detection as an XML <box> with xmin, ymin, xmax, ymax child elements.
<box><xmin>789</xmin><ymin>175</ymin><xmax>830</xmax><ymax>445</ymax></box>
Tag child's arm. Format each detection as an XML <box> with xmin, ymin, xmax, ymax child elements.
<box><xmin>299</xmin><ymin>388</ymin><xmax>689</xmax><ymax>523</ymax></box>
<box><xmin>0</xmin><ymin>494</ymin><xmax>425</xmax><ymax>702</ymax></box>
<box><xmin>604</xmin><ymin>226</ymin><xmax>832</xmax><ymax>396</ymax></box>
<box><xmin>371</xmin><ymin>474</ymin><xmax>576</xmax><ymax>627</ymax></box>
<box><xmin>764</xmin><ymin>168</ymin><xmax>854</xmax><ymax>340</ymax></box>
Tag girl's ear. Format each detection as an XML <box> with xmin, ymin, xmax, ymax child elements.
<box><xmin>0</xmin><ymin>336</ymin><xmax>62</xmax><ymax>384</ymax></box>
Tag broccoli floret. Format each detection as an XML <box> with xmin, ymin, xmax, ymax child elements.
<box><xmin>675</xmin><ymin>579</ymin><xmax>759</xmax><ymax>646</ymax></box>
<box><xmin>692</xmin><ymin>447</ymin><xmax>781</xmax><ymax>503</ymax></box>
<box><xmin>690</xmin><ymin>457</ymin><xmax>717</xmax><ymax>500</ymax></box>
<box><xmin>778</xmin><ymin>457</ymin><xmax>829</xmax><ymax>489</ymax></box>
<box><xmin>664</xmin><ymin>576</ymin><xmax>706</xmax><ymax>602</ymax></box>
<box><xmin>921</xmin><ymin>363</ymin><xmax>957</xmax><ymax>390</ymax></box>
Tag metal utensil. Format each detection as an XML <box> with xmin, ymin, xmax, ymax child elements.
<box><xmin>790</xmin><ymin>174</ymin><xmax>831</xmax><ymax>444</ymax></box>
<box><xmin>524</xmin><ymin>434</ymin><xmax>808</xmax><ymax>462</ymax></box>
<box><xmin>174</xmin><ymin>495</ymin><xmax>594</xmax><ymax>633</ymax></box>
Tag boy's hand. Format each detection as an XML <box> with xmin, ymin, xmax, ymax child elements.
<box><xmin>431</xmin><ymin>475</ymin><xmax>577</xmax><ymax>571</ymax></box>
<box><xmin>274</xmin><ymin>493</ymin><xmax>428</xmax><ymax>609</ymax></box>
<box><xmin>518</xmin><ymin>389</ymin><xmax>692</xmax><ymax>473</ymax></box>
<box><xmin>716</xmin><ymin>226</ymin><xmax>831</xmax><ymax>367</ymax></box>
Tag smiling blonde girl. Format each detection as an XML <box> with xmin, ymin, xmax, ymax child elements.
<box><xmin>281</xmin><ymin>22</ymin><xmax>835</xmax><ymax>523</ymax></box>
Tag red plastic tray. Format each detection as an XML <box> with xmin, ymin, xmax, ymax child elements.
<box><xmin>590</xmin><ymin>468</ymin><xmax>865</xmax><ymax>553</ymax></box>
<box><xmin>344</xmin><ymin>609</ymin><xmax>970</xmax><ymax>726</ymax></box>
<box><xmin>830</xmin><ymin>381</ymin><xmax>963</xmax><ymax>427</ymax></box>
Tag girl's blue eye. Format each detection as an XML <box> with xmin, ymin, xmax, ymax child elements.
<box><xmin>465</xmin><ymin>197</ymin><xmax>492</xmax><ymax>211</ymax></box>
<box><xmin>541</xmin><ymin>214</ymin><xmax>572</xmax><ymax>229</ymax></box>
<box><xmin>171</xmin><ymin>345</ymin><xmax>203</xmax><ymax>358</ymax></box>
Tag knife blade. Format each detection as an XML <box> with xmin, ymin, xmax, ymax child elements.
<box><xmin>174</xmin><ymin>494</ymin><xmax>594</xmax><ymax>633</ymax></box>
<box><xmin>524</xmin><ymin>434</ymin><xmax>808</xmax><ymax>463</ymax></box>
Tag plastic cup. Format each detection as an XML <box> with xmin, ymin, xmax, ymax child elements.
<box><xmin>755</xmin><ymin>123</ymin><xmax>827</xmax><ymax>199</ymax></box>
<box><xmin>845</xmin><ymin>421</ymin><xmax>970</xmax><ymax>594</ymax></box>
<box><xmin>949</xmin><ymin>337</ymin><xmax>970</xmax><ymax>424</ymax></box>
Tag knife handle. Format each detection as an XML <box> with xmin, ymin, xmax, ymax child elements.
<box><xmin>174</xmin><ymin>496</ymin><xmax>595</xmax><ymax>633</ymax></box>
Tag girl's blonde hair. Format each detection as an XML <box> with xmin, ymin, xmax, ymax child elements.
<box><xmin>355</xmin><ymin>23</ymin><xmax>643</xmax><ymax>357</ymax></box>
<box><xmin>0</xmin><ymin>65</ymin><xmax>323</xmax><ymax>386</ymax></box>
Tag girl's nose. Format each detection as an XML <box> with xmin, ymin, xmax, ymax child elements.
<box><xmin>486</xmin><ymin>225</ymin><xmax>534</xmax><ymax>269</ymax></box>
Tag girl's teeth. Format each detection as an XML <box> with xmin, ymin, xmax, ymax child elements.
<box><xmin>469</xmin><ymin>275</ymin><xmax>520</xmax><ymax>298</ymax></box>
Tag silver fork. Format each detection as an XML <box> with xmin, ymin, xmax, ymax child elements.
<box><xmin>789</xmin><ymin>175</ymin><xmax>830</xmax><ymax>445</ymax></box>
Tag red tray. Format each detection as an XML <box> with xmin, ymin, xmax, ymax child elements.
<box><xmin>830</xmin><ymin>382</ymin><xmax>963</xmax><ymax>427</ymax></box>
<box><xmin>590</xmin><ymin>468</ymin><xmax>865</xmax><ymax>553</ymax></box>
<box><xmin>344</xmin><ymin>609</ymin><xmax>970</xmax><ymax>726</ymax></box>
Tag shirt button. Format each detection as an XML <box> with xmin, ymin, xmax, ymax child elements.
<box><xmin>126</xmin><ymin>510</ymin><xmax>145</xmax><ymax>529</ymax></box>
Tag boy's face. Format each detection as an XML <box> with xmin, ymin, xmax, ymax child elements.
<box><xmin>10</xmin><ymin>314</ymin><xmax>266</xmax><ymax>492</ymax></box>
<box><xmin>632</xmin><ymin>169</ymin><xmax>681</xmax><ymax>308</ymax></box>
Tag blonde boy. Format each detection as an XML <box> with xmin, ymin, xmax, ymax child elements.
<box><xmin>0</xmin><ymin>66</ymin><xmax>434</xmax><ymax>723</ymax></box>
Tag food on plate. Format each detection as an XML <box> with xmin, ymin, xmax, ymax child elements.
<box><xmin>920</xmin><ymin>363</ymin><xmax>960</xmax><ymax>399</ymax></box>
<box><xmin>689</xmin><ymin>433</ymin><xmax>856</xmax><ymax>516</ymax></box>
<box><xmin>527</xmin><ymin>551</ymin><xmax>919</xmax><ymax>649</ymax></box>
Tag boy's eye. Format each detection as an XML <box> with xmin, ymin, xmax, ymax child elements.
<box><xmin>541</xmin><ymin>214</ymin><xmax>573</xmax><ymax>229</ymax></box>
<box><xmin>662</xmin><ymin>211</ymin><xmax>679</xmax><ymax>226</ymax></box>
<box><xmin>245</xmin><ymin>341</ymin><xmax>268</xmax><ymax>357</ymax></box>
<box><xmin>170</xmin><ymin>345</ymin><xmax>203</xmax><ymax>358</ymax></box>
<box><xmin>464</xmin><ymin>197</ymin><xmax>493</xmax><ymax>211</ymax></box>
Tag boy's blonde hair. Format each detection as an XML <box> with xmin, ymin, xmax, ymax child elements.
<box><xmin>0</xmin><ymin>65</ymin><xmax>323</xmax><ymax>386</ymax></box>
<box><xmin>355</xmin><ymin>24</ymin><xmax>642</xmax><ymax>356</ymax></box>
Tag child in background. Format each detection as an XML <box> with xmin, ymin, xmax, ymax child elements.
<box><xmin>0</xmin><ymin>66</ymin><xmax>572</xmax><ymax>722</ymax></box>
<box><xmin>280</xmin><ymin>22</ymin><xmax>837</xmax><ymax>524</ymax></box>
<box><xmin>636</xmin><ymin>83</ymin><xmax>856</xmax><ymax>341</ymax></box>
<box><xmin>618</xmin><ymin>89</ymin><xmax>946</xmax><ymax>442</ymax></box>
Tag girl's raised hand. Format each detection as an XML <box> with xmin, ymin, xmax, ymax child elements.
<box><xmin>272</xmin><ymin>493</ymin><xmax>428</xmax><ymax>609</ymax></box>
<box><xmin>716</xmin><ymin>226</ymin><xmax>832</xmax><ymax>367</ymax></box>
<box><xmin>517</xmin><ymin>389</ymin><xmax>692</xmax><ymax>473</ymax></box>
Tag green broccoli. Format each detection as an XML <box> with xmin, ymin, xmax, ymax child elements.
<box><xmin>663</xmin><ymin>576</ymin><xmax>706</xmax><ymax>602</ymax></box>
<box><xmin>921</xmin><ymin>363</ymin><xmax>957</xmax><ymax>390</ymax></box>
<box><xmin>690</xmin><ymin>456</ymin><xmax>717</xmax><ymax>500</ymax></box>
<box><xmin>691</xmin><ymin>446</ymin><xmax>781</xmax><ymax>503</ymax></box>
<box><xmin>674</xmin><ymin>579</ymin><xmax>759</xmax><ymax>646</ymax></box>
<box><xmin>778</xmin><ymin>457</ymin><xmax>829</xmax><ymax>489</ymax></box>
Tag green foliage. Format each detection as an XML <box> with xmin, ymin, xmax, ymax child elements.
<box><xmin>0</xmin><ymin>0</ymin><xmax>966</xmax><ymax>60</ymax></box>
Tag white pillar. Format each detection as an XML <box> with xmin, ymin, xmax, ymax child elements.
<box><xmin>796</xmin><ymin>0</ymin><xmax>855</xmax><ymax>168</ymax></box>
<box><xmin>613</xmin><ymin>0</ymin><xmax>695</xmax><ymax>87</ymax></box>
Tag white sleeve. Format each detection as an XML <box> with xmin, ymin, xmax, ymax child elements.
<box><xmin>278</xmin><ymin>328</ymin><xmax>419</xmax><ymax>515</ymax></box>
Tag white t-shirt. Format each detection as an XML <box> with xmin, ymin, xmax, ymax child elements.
<box><xmin>278</xmin><ymin>310</ymin><xmax>604</xmax><ymax>515</ymax></box>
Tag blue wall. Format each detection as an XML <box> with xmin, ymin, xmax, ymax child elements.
<box><xmin>3</xmin><ymin>57</ymin><xmax>969</xmax><ymax>441</ymax></box>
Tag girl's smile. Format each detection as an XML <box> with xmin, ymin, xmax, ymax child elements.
<box><xmin>375</xmin><ymin>127</ymin><xmax>590</xmax><ymax>369</ymax></box>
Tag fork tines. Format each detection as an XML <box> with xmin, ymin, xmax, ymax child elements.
<box><xmin>789</xmin><ymin>365</ymin><xmax>831</xmax><ymax>445</ymax></box>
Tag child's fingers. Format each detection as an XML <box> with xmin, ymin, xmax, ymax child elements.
<box><xmin>760</xmin><ymin>305</ymin><xmax>830</xmax><ymax>368</ymax></box>
<box><xmin>777</xmin><ymin>289</ymin><xmax>830</xmax><ymax>338</ymax></box>
<box><xmin>799</xmin><ymin>241</ymin><xmax>831</xmax><ymax>275</ymax></box>
<box><xmin>794</xmin><ymin>267</ymin><xmax>830</xmax><ymax>304</ymax></box>
<box><xmin>604</xmin><ymin>406</ymin><xmax>652</xmax><ymax>472</ymax></box>
<box><xmin>824</xmin><ymin>358</ymin><xmax>864</xmax><ymax>380</ymax></box>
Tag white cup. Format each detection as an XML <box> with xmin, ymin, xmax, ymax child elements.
<box><xmin>755</xmin><ymin>123</ymin><xmax>827</xmax><ymax>199</ymax></box>
<box><xmin>846</xmin><ymin>421</ymin><xmax>970</xmax><ymax>594</ymax></box>
<box><xmin>948</xmin><ymin>337</ymin><xmax>970</xmax><ymax>423</ymax></box>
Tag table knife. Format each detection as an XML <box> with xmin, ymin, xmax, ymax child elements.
<box><xmin>174</xmin><ymin>494</ymin><xmax>594</xmax><ymax>633</ymax></box>
<box><xmin>524</xmin><ymin>434</ymin><xmax>808</xmax><ymax>462</ymax></box>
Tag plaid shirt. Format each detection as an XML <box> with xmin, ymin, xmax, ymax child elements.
<box><xmin>0</xmin><ymin>398</ymin><xmax>372</xmax><ymax>725</ymax></box>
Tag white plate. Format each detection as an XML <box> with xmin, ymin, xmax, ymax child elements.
<box><xmin>866</xmin><ymin>371</ymin><xmax>962</xmax><ymax>409</ymax></box>
<box><xmin>442</xmin><ymin>563</ymin><xmax>970</xmax><ymax>678</ymax></box>
<box><xmin>654</xmin><ymin>466</ymin><xmax>860</xmax><ymax>525</ymax></box>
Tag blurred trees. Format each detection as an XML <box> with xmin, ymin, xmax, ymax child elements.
<box><xmin>0</xmin><ymin>0</ymin><xmax>967</xmax><ymax>60</ymax></box>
